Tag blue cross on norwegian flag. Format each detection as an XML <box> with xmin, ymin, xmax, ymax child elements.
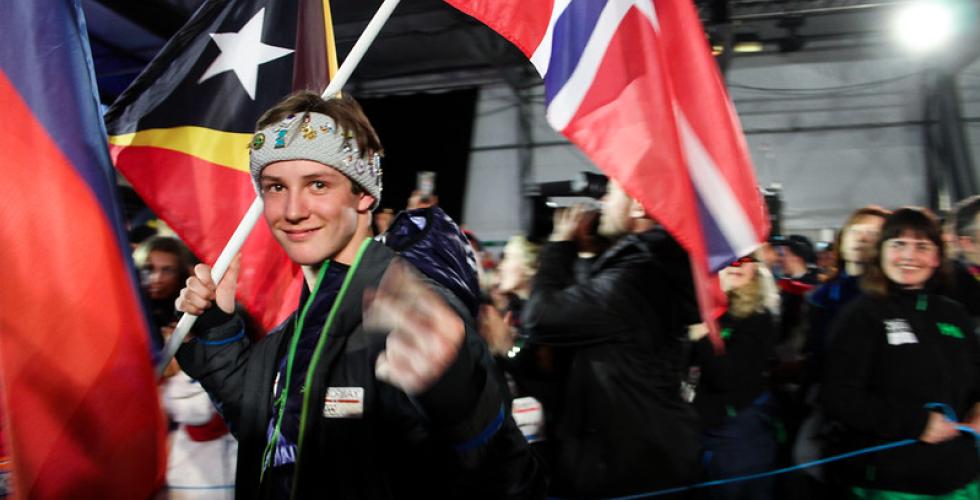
<box><xmin>446</xmin><ymin>0</ymin><xmax>771</xmax><ymax>329</ymax></box>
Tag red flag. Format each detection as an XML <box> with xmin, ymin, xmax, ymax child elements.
<box><xmin>0</xmin><ymin>1</ymin><xmax>166</xmax><ymax>497</ymax></box>
<box><xmin>445</xmin><ymin>0</ymin><xmax>770</xmax><ymax>338</ymax></box>
<box><xmin>104</xmin><ymin>0</ymin><xmax>336</xmax><ymax>332</ymax></box>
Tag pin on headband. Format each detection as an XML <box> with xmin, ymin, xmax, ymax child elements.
<box><xmin>249</xmin><ymin>112</ymin><xmax>382</xmax><ymax>210</ymax></box>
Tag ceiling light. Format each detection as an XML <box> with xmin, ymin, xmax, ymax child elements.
<box><xmin>894</xmin><ymin>1</ymin><xmax>955</xmax><ymax>53</ymax></box>
<box><xmin>733</xmin><ymin>33</ymin><xmax>764</xmax><ymax>53</ymax></box>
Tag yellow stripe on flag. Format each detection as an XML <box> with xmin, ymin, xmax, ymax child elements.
<box><xmin>323</xmin><ymin>0</ymin><xmax>339</xmax><ymax>80</ymax></box>
<box><xmin>109</xmin><ymin>126</ymin><xmax>252</xmax><ymax>173</ymax></box>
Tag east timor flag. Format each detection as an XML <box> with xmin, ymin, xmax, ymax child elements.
<box><xmin>0</xmin><ymin>1</ymin><xmax>166</xmax><ymax>496</ymax></box>
<box><xmin>105</xmin><ymin>0</ymin><xmax>338</xmax><ymax>331</ymax></box>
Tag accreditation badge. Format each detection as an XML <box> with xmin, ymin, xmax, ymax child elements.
<box><xmin>323</xmin><ymin>387</ymin><xmax>364</xmax><ymax>419</ymax></box>
<box><xmin>512</xmin><ymin>396</ymin><xmax>545</xmax><ymax>443</ymax></box>
<box><xmin>884</xmin><ymin>318</ymin><xmax>918</xmax><ymax>346</ymax></box>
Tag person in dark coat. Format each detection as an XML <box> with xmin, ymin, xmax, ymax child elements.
<box><xmin>804</xmin><ymin>206</ymin><xmax>890</xmax><ymax>388</ymax></box>
<box><xmin>791</xmin><ymin>206</ymin><xmax>889</xmax><ymax>497</ymax></box>
<box><xmin>174</xmin><ymin>91</ymin><xmax>543</xmax><ymax>500</ymax></box>
<box><xmin>522</xmin><ymin>180</ymin><xmax>702</xmax><ymax>498</ymax></box>
<box><xmin>821</xmin><ymin>208</ymin><xmax>980</xmax><ymax>498</ymax></box>
<box><xmin>137</xmin><ymin>235</ymin><xmax>196</xmax><ymax>342</ymax></box>
<box><xmin>690</xmin><ymin>253</ymin><xmax>779</xmax><ymax>500</ymax></box>
<box><xmin>773</xmin><ymin>234</ymin><xmax>820</xmax><ymax>350</ymax></box>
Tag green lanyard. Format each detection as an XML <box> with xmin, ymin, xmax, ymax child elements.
<box><xmin>260</xmin><ymin>237</ymin><xmax>372</xmax><ymax>480</ymax></box>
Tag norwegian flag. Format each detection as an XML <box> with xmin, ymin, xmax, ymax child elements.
<box><xmin>445</xmin><ymin>0</ymin><xmax>770</xmax><ymax>335</ymax></box>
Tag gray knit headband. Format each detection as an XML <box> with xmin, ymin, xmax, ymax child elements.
<box><xmin>249</xmin><ymin>112</ymin><xmax>382</xmax><ymax>210</ymax></box>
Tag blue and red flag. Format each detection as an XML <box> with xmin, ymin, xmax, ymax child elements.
<box><xmin>445</xmin><ymin>0</ymin><xmax>770</xmax><ymax>333</ymax></box>
<box><xmin>0</xmin><ymin>1</ymin><xmax>166</xmax><ymax>497</ymax></box>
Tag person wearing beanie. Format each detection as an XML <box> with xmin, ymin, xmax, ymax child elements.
<box><xmin>174</xmin><ymin>91</ymin><xmax>543</xmax><ymax>500</ymax></box>
<box><xmin>775</xmin><ymin>234</ymin><xmax>820</xmax><ymax>285</ymax></box>
<box><xmin>772</xmin><ymin>234</ymin><xmax>821</xmax><ymax>348</ymax></box>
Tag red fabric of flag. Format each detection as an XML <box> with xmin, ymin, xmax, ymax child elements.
<box><xmin>446</xmin><ymin>0</ymin><xmax>770</xmax><ymax>342</ymax></box>
<box><xmin>0</xmin><ymin>1</ymin><xmax>166</xmax><ymax>497</ymax></box>
<box><xmin>105</xmin><ymin>0</ymin><xmax>335</xmax><ymax>332</ymax></box>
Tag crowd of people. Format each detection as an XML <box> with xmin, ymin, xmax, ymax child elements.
<box><xmin>477</xmin><ymin>197</ymin><xmax>980</xmax><ymax>500</ymax></box>
<box><xmin>122</xmin><ymin>89</ymin><xmax>980</xmax><ymax>500</ymax></box>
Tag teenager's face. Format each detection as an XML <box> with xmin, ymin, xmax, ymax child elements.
<box><xmin>142</xmin><ymin>250</ymin><xmax>181</xmax><ymax>300</ymax></box>
<box><xmin>881</xmin><ymin>231</ymin><xmax>941</xmax><ymax>289</ymax></box>
<box><xmin>260</xmin><ymin>160</ymin><xmax>373</xmax><ymax>266</ymax></box>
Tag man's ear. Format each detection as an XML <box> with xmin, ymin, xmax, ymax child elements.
<box><xmin>358</xmin><ymin>193</ymin><xmax>377</xmax><ymax>212</ymax></box>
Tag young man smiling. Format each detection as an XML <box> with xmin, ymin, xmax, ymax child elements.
<box><xmin>175</xmin><ymin>91</ymin><xmax>542</xmax><ymax>500</ymax></box>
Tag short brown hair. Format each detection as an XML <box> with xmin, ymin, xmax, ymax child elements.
<box><xmin>861</xmin><ymin>207</ymin><xmax>949</xmax><ymax>297</ymax></box>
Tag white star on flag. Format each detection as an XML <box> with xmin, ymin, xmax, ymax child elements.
<box><xmin>198</xmin><ymin>8</ymin><xmax>293</xmax><ymax>100</ymax></box>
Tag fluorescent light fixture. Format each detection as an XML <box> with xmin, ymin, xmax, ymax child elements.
<box><xmin>894</xmin><ymin>1</ymin><xmax>955</xmax><ymax>53</ymax></box>
<box><xmin>733</xmin><ymin>33</ymin><xmax>764</xmax><ymax>53</ymax></box>
<box><xmin>733</xmin><ymin>41</ymin><xmax>764</xmax><ymax>53</ymax></box>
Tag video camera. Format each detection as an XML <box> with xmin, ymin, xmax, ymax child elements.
<box><xmin>525</xmin><ymin>171</ymin><xmax>608</xmax><ymax>242</ymax></box>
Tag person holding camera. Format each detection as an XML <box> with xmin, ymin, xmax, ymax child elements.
<box><xmin>522</xmin><ymin>179</ymin><xmax>702</xmax><ymax>498</ymax></box>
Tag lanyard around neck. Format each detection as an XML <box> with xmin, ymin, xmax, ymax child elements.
<box><xmin>261</xmin><ymin>237</ymin><xmax>372</xmax><ymax>478</ymax></box>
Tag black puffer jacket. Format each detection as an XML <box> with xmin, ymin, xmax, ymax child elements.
<box><xmin>522</xmin><ymin>228</ymin><xmax>701</xmax><ymax>498</ymax></box>
<box><xmin>177</xmin><ymin>239</ymin><xmax>544</xmax><ymax>500</ymax></box>
<box><xmin>821</xmin><ymin>291</ymin><xmax>980</xmax><ymax>495</ymax></box>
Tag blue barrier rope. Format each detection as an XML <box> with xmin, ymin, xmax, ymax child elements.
<box><xmin>550</xmin><ymin>403</ymin><xmax>979</xmax><ymax>500</ymax></box>
<box><xmin>604</xmin><ymin>439</ymin><xmax>918</xmax><ymax>499</ymax></box>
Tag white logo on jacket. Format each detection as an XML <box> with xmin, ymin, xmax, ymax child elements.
<box><xmin>323</xmin><ymin>387</ymin><xmax>364</xmax><ymax>418</ymax></box>
<box><xmin>884</xmin><ymin>319</ymin><xmax>918</xmax><ymax>345</ymax></box>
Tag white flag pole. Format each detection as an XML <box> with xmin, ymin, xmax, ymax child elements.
<box><xmin>157</xmin><ymin>0</ymin><xmax>402</xmax><ymax>376</ymax></box>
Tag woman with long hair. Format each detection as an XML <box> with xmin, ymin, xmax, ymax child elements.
<box><xmin>806</xmin><ymin>206</ymin><xmax>890</xmax><ymax>379</ymax></box>
<box><xmin>821</xmin><ymin>208</ymin><xmax>980</xmax><ymax>498</ymax></box>
<box><xmin>691</xmin><ymin>253</ymin><xmax>779</xmax><ymax>500</ymax></box>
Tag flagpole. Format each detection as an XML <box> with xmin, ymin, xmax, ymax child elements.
<box><xmin>157</xmin><ymin>0</ymin><xmax>402</xmax><ymax>376</ymax></box>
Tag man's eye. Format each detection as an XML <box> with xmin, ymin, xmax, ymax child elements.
<box><xmin>312</xmin><ymin>180</ymin><xmax>326</xmax><ymax>190</ymax></box>
<box><xmin>263</xmin><ymin>184</ymin><xmax>284</xmax><ymax>193</ymax></box>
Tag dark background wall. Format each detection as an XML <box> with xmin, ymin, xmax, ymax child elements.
<box><xmin>360</xmin><ymin>89</ymin><xmax>477</xmax><ymax>223</ymax></box>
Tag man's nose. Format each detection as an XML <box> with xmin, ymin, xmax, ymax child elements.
<box><xmin>284</xmin><ymin>190</ymin><xmax>309</xmax><ymax>222</ymax></box>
